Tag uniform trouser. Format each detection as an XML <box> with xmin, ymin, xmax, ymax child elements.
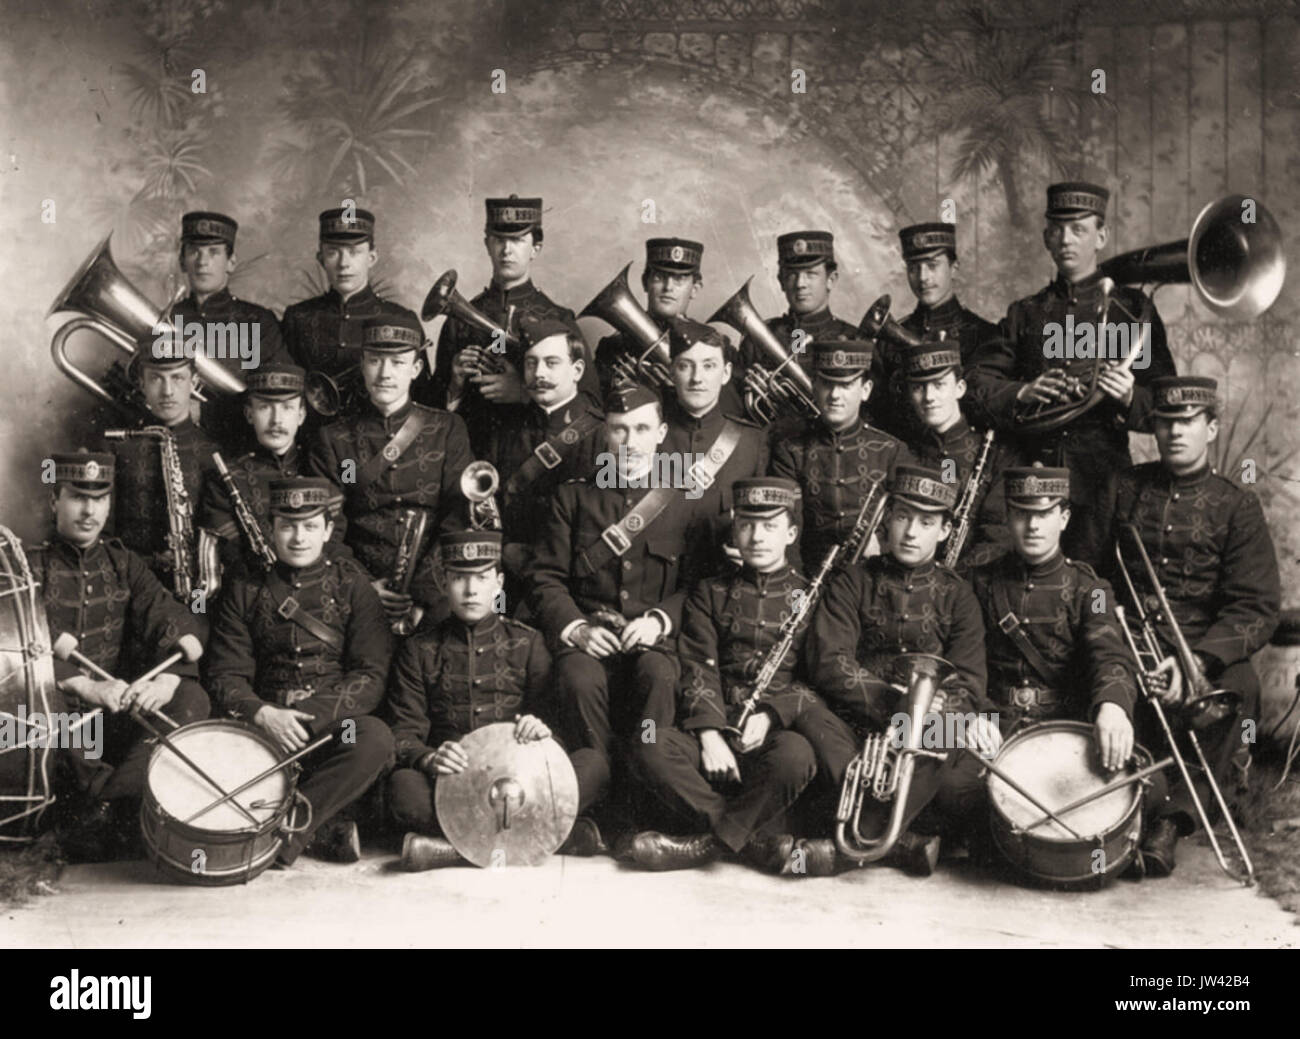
<box><xmin>279</xmin><ymin>715</ymin><xmax>395</xmax><ymax>864</ymax></box>
<box><xmin>791</xmin><ymin>700</ymin><xmax>985</xmax><ymax>839</ymax></box>
<box><xmin>628</xmin><ymin>727</ymin><xmax>816</xmax><ymax>853</ymax></box>
<box><xmin>554</xmin><ymin>646</ymin><xmax>678</xmax><ymax>811</ymax></box>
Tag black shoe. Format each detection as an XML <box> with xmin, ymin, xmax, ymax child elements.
<box><xmin>890</xmin><ymin>831</ymin><xmax>941</xmax><ymax>877</ymax></box>
<box><xmin>791</xmin><ymin>838</ymin><xmax>843</xmax><ymax>877</ymax></box>
<box><xmin>1141</xmin><ymin>818</ymin><xmax>1179</xmax><ymax>878</ymax></box>
<box><xmin>58</xmin><ymin>800</ymin><xmax>117</xmax><ymax>863</ymax></box>
<box><xmin>307</xmin><ymin>818</ymin><xmax>361</xmax><ymax>863</ymax></box>
<box><xmin>558</xmin><ymin>816</ymin><xmax>608</xmax><ymax>857</ymax></box>
<box><xmin>740</xmin><ymin>832</ymin><xmax>796</xmax><ymax>874</ymax></box>
<box><xmin>400</xmin><ymin>833</ymin><xmax>464</xmax><ymax>871</ymax></box>
<box><xmin>618</xmin><ymin>831</ymin><xmax>723</xmax><ymax>871</ymax></box>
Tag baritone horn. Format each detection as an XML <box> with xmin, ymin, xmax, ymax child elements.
<box><xmin>578</xmin><ymin>263</ymin><xmax>673</xmax><ymax>389</ymax></box>
<box><xmin>422</xmin><ymin>269</ymin><xmax>517</xmax><ymax>375</ymax></box>
<box><xmin>461</xmin><ymin>461</ymin><xmax>502</xmax><ymax>531</ymax></box>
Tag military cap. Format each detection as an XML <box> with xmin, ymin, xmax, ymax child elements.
<box><xmin>1151</xmin><ymin>375</ymin><xmax>1218</xmax><ymax>418</ymax></box>
<box><xmin>319</xmin><ymin>207</ymin><xmax>376</xmax><ymax>243</ymax></box>
<box><xmin>1046</xmin><ymin>181</ymin><xmax>1109</xmax><ymax>221</ymax></box>
<box><xmin>1004</xmin><ymin>464</ymin><xmax>1070</xmax><ymax>511</ymax></box>
<box><xmin>518</xmin><ymin>315</ymin><xmax>574</xmax><ymax>351</ymax></box>
<box><xmin>666</xmin><ymin>315</ymin><xmax>730</xmax><ymax>359</ymax></box>
<box><xmin>268</xmin><ymin>477</ymin><xmax>336</xmax><ymax>519</ymax></box>
<box><xmin>899</xmin><ymin>222</ymin><xmax>956</xmax><ymax>262</ymax></box>
<box><xmin>246</xmin><ymin>363</ymin><xmax>306</xmax><ymax>400</ymax></box>
<box><xmin>812</xmin><ymin>338</ymin><xmax>874</xmax><ymax>382</ymax></box>
<box><xmin>50</xmin><ymin>451</ymin><xmax>114</xmax><ymax>496</ymax></box>
<box><xmin>485</xmin><ymin>194</ymin><xmax>542</xmax><ymax>237</ymax></box>
<box><xmin>136</xmin><ymin>322</ymin><xmax>194</xmax><ymax>371</ymax></box>
<box><xmin>902</xmin><ymin>341</ymin><xmax>963</xmax><ymax>382</ymax></box>
<box><xmin>645</xmin><ymin>237</ymin><xmax>703</xmax><ymax>274</ymax></box>
<box><xmin>777</xmin><ymin>230</ymin><xmax>835</xmax><ymax>269</ymax></box>
<box><xmin>733</xmin><ymin>477</ymin><xmax>802</xmax><ymax>518</ymax></box>
<box><xmin>181</xmin><ymin>211</ymin><xmax>238</xmax><ymax>247</ymax></box>
<box><xmin>357</xmin><ymin>313</ymin><xmax>424</xmax><ymax>353</ymax></box>
<box><xmin>603</xmin><ymin>381</ymin><xmax>661</xmax><ymax>416</ymax></box>
<box><xmin>440</xmin><ymin>530</ymin><xmax>503</xmax><ymax>572</ymax></box>
<box><xmin>889</xmin><ymin>464</ymin><xmax>959</xmax><ymax>513</ymax></box>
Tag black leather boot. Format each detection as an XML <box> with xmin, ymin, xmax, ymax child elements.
<box><xmin>400</xmin><ymin>833</ymin><xmax>465</xmax><ymax>871</ymax></box>
<box><xmin>617</xmin><ymin>831</ymin><xmax>724</xmax><ymax>871</ymax></box>
<box><xmin>1140</xmin><ymin>818</ymin><xmax>1180</xmax><ymax>878</ymax></box>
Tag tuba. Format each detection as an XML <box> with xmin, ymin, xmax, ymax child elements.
<box><xmin>461</xmin><ymin>460</ymin><xmax>502</xmax><ymax>531</ymax></box>
<box><xmin>835</xmin><ymin>653</ymin><xmax>954</xmax><ymax>863</ymax></box>
<box><xmin>579</xmin><ymin>263</ymin><xmax>673</xmax><ymax>389</ymax></box>
<box><xmin>709</xmin><ymin>277</ymin><xmax>820</xmax><ymax>425</ymax></box>
<box><xmin>422</xmin><ymin>269</ymin><xmax>517</xmax><ymax>376</ymax></box>
<box><xmin>49</xmin><ymin>235</ymin><xmax>246</xmax><ymax>420</ymax></box>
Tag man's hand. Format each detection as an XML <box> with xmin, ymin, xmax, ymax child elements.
<box><xmin>1144</xmin><ymin>654</ymin><xmax>1183</xmax><ymax>706</ymax></box>
<box><xmin>699</xmin><ymin>729</ymin><xmax>741</xmax><ymax>785</ymax></box>
<box><xmin>620</xmin><ymin>613</ymin><xmax>664</xmax><ymax>652</ymax></box>
<box><xmin>68</xmin><ymin>677</ymin><xmax>128</xmax><ymax>712</ymax></box>
<box><xmin>372</xmin><ymin>579</ymin><xmax>414</xmax><ymax>622</ymax></box>
<box><xmin>514</xmin><ymin>714</ymin><xmax>551</xmax><ymax>742</ymax></box>
<box><xmin>1094</xmin><ymin>702</ymin><xmax>1134</xmax><ymax>772</ymax></box>
<box><xmin>1096</xmin><ymin>365</ymin><xmax>1135</xmax><ymax>406</ymax></box>
<box><xmin>253</xmin><ymin>705</ymin><xmax>315</xmax><ymax>754</ymax></box>
<box><xmin>965</xmin><ymin>714</ymin><xmax>1002</xmax><ymax>760</ymax></box>
<box><xmin>1016</xmin><ymin>370</ymin><xmax>1075</xmax><ymax>405</ymax></box>
<box><xmin>473</xmin><ymin>365</ymin><xmax>526</xmax><ymax>404</ymax></box>
<box><xmin>572</xmin><ymin>622</ymin><xmax>621</xmax><ymax>659</ymax></box>
<box><xmin>738</xmin><ymin>711</ymin><xmax>772</xmax><ymax>754</ymax></box>
<box><xmin>449</xmin><ymin>346</ymin><xmax>484</xmax><ymax>396</ymax></box>
<box><xmin>123</xmin><ymin>672</ymin><xmax>181</xmax><ymax>714</ymax></box>
<box><xmin>427</xmin><ymin>740</ymin><xmax>470</xmax><ymax>775</ymax></box>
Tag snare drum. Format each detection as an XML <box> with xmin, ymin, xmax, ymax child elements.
<box><xmin>141</xmin><ymin>719</ymin><xmax>308</xmax><ymax>885</ymax></box>
<box><xmin>987</xmin><ymin>720</ymin><xmax>1151</xmax><ymax>889</ymax></box>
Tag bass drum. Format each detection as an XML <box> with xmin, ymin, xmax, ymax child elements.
<box><xmin>988</xmin><ymin>720</ymin><xmax>1151</xmax><ymax>890</ymax></box>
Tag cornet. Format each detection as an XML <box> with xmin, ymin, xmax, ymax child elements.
<box><xmin>461</xmin><ymin>461</ymin><xmax>502</xmax><ymax>531</ymax></box>
<box><xmin>579</xmin><ymin>263</ymin><xmax>673</xmax><ymax>390</ymax></box>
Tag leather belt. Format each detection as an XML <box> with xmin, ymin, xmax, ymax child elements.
<box><xmin>1003</xmin><ymin>684</ymin><xmax>1061</xmax><ymax>710</ymax></box>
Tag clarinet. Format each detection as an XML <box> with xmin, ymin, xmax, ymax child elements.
<box><xmin>943</xmin><ymin>429</ymin><xmax>996</xmax><ymax>569</ymax></box>
<box><xmin>211</xmin><ymin>452</ymin><xmax>277</xmax><ymax>570</ymax></box>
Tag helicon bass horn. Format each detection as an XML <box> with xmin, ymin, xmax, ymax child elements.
<box><xmin>422</xmin><ymin>269</ymin><xmax>517</xmax><ymax>375</ymax></box>
<box><xmin>461</xmin><ymin>460</ymin><xmax>502</xmax><ymax>531</ymax></box>
<box><xmin>578</xmin><ymin>263</ymin><xmax>673</xmax><ymax>389</ymax></box>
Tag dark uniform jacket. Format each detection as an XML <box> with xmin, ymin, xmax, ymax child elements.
<box><xmin>310</xmin><ymin>400</ymin><xmax>472</xmax><ymax>607</ymax></box>
<box><xmin>28</xmin><ymin>535</ymin><xmax>202</xmax><ymax>683</ymax></box>
<box><xmin>206</xmin><ymin>552</ymin><xmax>392</xmax><ymax>725</ymax></box>
<box><xmin>427</xmin><ymin>279</ymin><xmax>598</xmax><ymax>458</ymax></box>
<box><xmin>769</xmin><ymin>416</ymin><xmax>911</xmax><ymax>569</ymax></box>
<box><xmin>171</xmin><ymin>288</ymin><xmax>288</xmax><ymax>452</ymax></box>
<box><xmin>282</xmin><ymin>284</ymin><xmax>420</xmax><ymax>380</ymax></box>
<box><xmin>386</xmin><ymin>613</ymin><xmax>551</xmax><ymax>767</ymax></box>
<box><xmin>106</xmin><ymin>417</ymin><xmax>218</xmax><ymax>596</ymax></box>
<box><xmin>806</xmin><ymin>555</ymin><xmax>989</xmax><ymax>728</ymax></box>
<box><xmin>969</xmin><ymin>550</ymin><xmax>1138</xmax><ymax>719</ymax></box>
<box><xmin>1102</xmin><ymin>462</ymin><xmax>1280</xmax><ymax>671</ymax></box>
<box><xmin>677</xmin><ymin>563</ymin><xmax>821</xmax><ymax>732</ymax></box>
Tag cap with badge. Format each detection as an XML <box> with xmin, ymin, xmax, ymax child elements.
<box><xmin>1004</xmin><ymin>465</ymin><xmax>1070</xmax><ymax>511</ymax></box>
<box><xmin>899</xmin><ymin>222</ymin><xmax>956</xmax><ymax>262</ymax></box>
<box><xmin>603</xmin><ymin>381</ymin><xmax>661</xmax><ymax>416</ymax></box>
<box><xmin>485</xmin><ymin>194</ymin><xmax>543</xmax><ymax>238</ymax></box>
<box><xmin>182</xmin><ymin>211</ymin><xmax>238</xmax><ymax>247</ymax></box>
<box><xmin>440</xmin><ymin>530</ymin><xmax>503</xmax><ymax>573</ymax></box>
<box><xmin>777</xmin><ymin>230</ymin><xmax>835</xmax><ymax>270</ymax></box>
<box><xmin>268</xmin><ymin>477</ymin><xmax>336</xmax><ymax>519</ymax></box>
<box><xmin>889</xmin><ymin>464</ymin><xmax>959</xmax><ymax>512</ymax></box>
<box><xmin>733</xmin><ymin>476</ymin><xmax>801</xmax><ymax>518</ymax></box>
<box><xmin>135</xmin><ymin>323</ymin><xmax>194</xmax><ymax>371</ymax></box>
<box><xmin>1045</xmin><ymin>181</ymin><xmax>1109</xmax><ymax>222</ymax></box>
<box><xmin>246</xmin><ymin>363</ymin><xmax>306</xmax><ymax>400</ymax></box>
<box><xmin>666</xmin><ymin>315</ymin><xmax>730</xmax><ymax>359</ymax></box>
<box><xmin>357</xmin><ymin>314</ymin><xmax>424</xmax><ymax>354</ymax></box>
<box><xmin>50</xmin><ymin>451</ymin><xmax>114</xmax><ymax>496</ymax></box>
<box><xmin>811</xmin><ymin>338</ymin><xmax>874</xmax><ymax>381</ymax></box>
<box><xmin>646</xmin><ymin>237</ymin><xmax>703</xmax><ymax>274</ymax></box>
<box><xmin>902</xmin><ymin>341</ymin><xmax>963</xmax><ymax>382</ymax></box>
<box><xmin>519</xmin><ymin>315</ymin><xmax>573</xmax><ymax>351</ymax></box>
<box><xmin>1151</xmin><ymin>375</ymin><xmax>1218</xmax><ymax>418</ymax></box>
<box><xmin>319</xmin><ymin>207</ymin><xmax>376</xmax><ymax>243</ymax></box>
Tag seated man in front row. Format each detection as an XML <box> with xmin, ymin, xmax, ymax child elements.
<box><xmin>205</xmin><ymin>477</ymin><xmax>394</xmax><ymax>867</ymax></box>
<box><xmin>619</xmin><ymin>477</ymin><xmax>820</xmax><ymax>874</ymax></box>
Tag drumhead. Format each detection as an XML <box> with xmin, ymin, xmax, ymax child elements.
<box><xmin>988</xmin><ymin>720</ymin><xmax>1142</xmax><ymax>842</ymax></box>
<box><xmin>146</xmin><ymin>721</ymin><xmax>288</xmax><ymax>832</ymax></box>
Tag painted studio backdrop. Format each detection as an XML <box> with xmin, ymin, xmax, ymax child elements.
<box><xmin>2</xmin><ymin>0</ymin><xmax>1298</xmax><ymax>713</ymax></box>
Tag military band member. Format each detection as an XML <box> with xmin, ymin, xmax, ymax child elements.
<box><xmin>1099</xmin><ymin>376</ymin><xmax>1280</xmax><ymax>875</ymax></box>
<box><xmin>168</xmin><ymin>211</ymin><xmax>288</xmax><ymax>452</ymax></box>
<box><xmin>205</xmin><ymin>477</ymin><xmax>395</xmax><ymax>865</ymax></box>
<box><xmin>770</xmin><ymin>339</ymin><xmax>911</xmax><ymax>569</ymax></box>
<box><xmin>31</xmin><ymin>453</ymin><xmax>209</xmax><ymax>861</ymax></box>
<box><xmin>620</xmin><ymin>478</ymin><xmax>818</xmax><ymax>873</ymax></box>
<box><xmin>795</xmin><ymin>465</ymin><xmax>996</xmax><ymax>875</ymax></box>
<box><xmin>310</xmin><ymin>315</ymin><xmax>472</xmax><ymax>626</ymax></box>
<box><xmin>427</xmin><ymin>195</ymin><xmax>598</xmax><ymax>458</ymax></box>
<box><xmin>525</xmin><ymin>383</ymin><xmax>703</xmax><ymax>816</ymax></box>
<box><xmin>965</xmin><ymin>181</ymin><xmax>1177</xmax><ymax>565</ymax></box>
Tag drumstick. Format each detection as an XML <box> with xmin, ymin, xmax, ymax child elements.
<box><xmin>180</xmin><ymin>733</ymin><xmax>334</xmax><ymax>826</ymax></box>
<box><xmin>1019</xmin><ymin>756</ymin><xmax>1175</xmax><ymax>834</ymax></box>
<box><xmin>970</xmin><ymin>750</ymin><xmax>1086</xmax><ymax>840</ymax></box>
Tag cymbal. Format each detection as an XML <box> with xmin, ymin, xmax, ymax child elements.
<box><xmin>434</xmin><ymin>723</ymin><xmax>578</xmax><ymax>868</ymax></box>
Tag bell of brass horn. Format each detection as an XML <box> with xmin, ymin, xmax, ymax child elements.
<box><xmin>857</xmin><ymin>294</ymin><xmax>924</xmax><ymax>349</ymax></box>
<box><xmin>305</xmin><ymin>364</ymin><xmax>362</xmax><ymax>418</ymax></box>
<box><xmin>460</xmin><ymin>460</ymin><xmax>502</xmax><ymax>531</ymax></box>
<box><xmin>422</xmin><ymin>269</ymin><xmax>517</xmax><ymax>374</ymax></box>
<box><xmin>578</xmin><ymin>263</ymin><xmax>673</xmax><ymax>388</ymax></box>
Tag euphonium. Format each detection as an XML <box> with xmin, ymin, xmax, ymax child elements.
<box><xmin>578</xmin><ymin>263</ymin><xmax>673</xmax><ymax>389</ymax></box>
<box><xmin>422</xmin><ymin>269</ymin><xmax>517</xmax><ymax>375</ymax></box>
<box><xmin>461</xmin><ymin>460</ymin><xmax>502</xmax><ymax>531</ymax></box>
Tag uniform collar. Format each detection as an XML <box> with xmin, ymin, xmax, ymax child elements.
<box><xmin>449</xmin><ymin>613</ymin><xmax>503</xmax><ymax>639</ymax></box>
<box><xmin>817</xmin><ymin>415</ymin><xmax>863</xmax><ymax>442</ymax></box>
<box><xmin>918</xmin><ymin>414</ymin><xmax>970</xmax><ymax>449</ymax></box>
<box><xmin>1014</xmin><ymin>550</ymin><xmax>1067</xmax><ymax>579</ymax></box>
<box><xmin>741</xmin><ymin>562</ymin><xmax>794</xmax><ymax>589</ymax></box>
<box><xmin>50</xmin><ymin>534</ymin><xmax>105</xmax><ymax>562</ymax></box>
<box><xmin>883</xmin><ymin>554</ymin><xmax>936</xmax><ymax>580</ymax></box>
<box><xmin>670</xmin><ymin>397</ymin><xmax>723</xmax><ymax>432</ymax></box>
<box><xmin>367</xmin><ymin>397</ymin><xmax>414</xmax><ymax>426</ymax></box>
<box><xmin>276</xmin><ymin>555</ymin><xmax>329</xmax><ymax>580</ymax></box>
<box><xmin>182</xmin><ymin>287</ymin><xmax>234</xmax><ymax>312</ymax></box>
<box><xmin>530</xmin><ymin>393</ymin><xmax>581</xmax><ymax>429</ymax></box>
<box><xmin>485</xmin><ymin>279</ymin><xmax>539</xmax><ymax>307</ymax></box>
<box><xmin>252</xmin><ymin>441</ymin><xmax>299</xmax><ymax>471</ymax></box>
<box><xmin>327</xmin><ymin>284</ymin><xmax>378</xmax><ymax>310</ymax></box>
<box><xmin>1050</xmin><ymin>268</ymin><xmax>1106</xmax><ymax>303</ymax></box>
<box><xmin>1162</xmin><ymin>462</ymin><xmax>1214</xmax><ymax>488</ymax></box>
<box><xmin>786</xmin><ymin>305</ymin><xmax>837</xmax><ymax>330</ymax></box>
<box><xmin>913</xmin><ymin>296</ymin><xmax>961</xmax><ymax>322</ymax></box>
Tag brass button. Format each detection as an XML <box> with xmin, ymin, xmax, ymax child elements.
<box><xmin>619</xmin><ymin>590</ymin><xmax>629</xmax><ymax>600</ymax></box>
<box><xmin>1026</xmin><ymin>582</ymin><xmax>1034</xmax><ymax>590</ymax></box>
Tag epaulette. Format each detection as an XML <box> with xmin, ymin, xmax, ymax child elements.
<box><xmin>1066</xmin><ymin>558</ymin><xmax>1101</xmax><ymax>581</ymax></box>
<box><xmin>500</xmin><ymin>615</ymin><xmax>540</xmax><ymax>636</ymax></box>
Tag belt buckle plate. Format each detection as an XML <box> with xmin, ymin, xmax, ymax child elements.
<box><xmin>600</xmin><ymin>524</ymin><xmax>632</xmax><ymax>556</ymax></box>
<box><xmin>534</xmin><ymin>441</ymin><xmax>563</xmax><ymax>469</ymax></box>
<box><xmin>687</xmin><ymin>460</ymin><xmax>715</xmax><ymax>491</ymax></box>
<box><xmin>277</xmin><ymin>596</ymin><xmax>300</xmax><ymax>620</ymax></box>
<box><xmin>1012</xmin><ymin>686</ymin><xmax>1037</xmax><ymax>709</ymax></box>
<box><xmin>998</xmin><ymin>612</ymin><xmax>1019</xmax><ymax>634</ymax></box>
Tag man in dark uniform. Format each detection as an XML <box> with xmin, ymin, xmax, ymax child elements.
<box><xmin>965</xmin><ymin>181</ymin><xmax>1177</xmax><ymax>566</ymax></box>
<box><xmin>620</xmin><ymin>477</ymin><xmax>819</xmax><ymax>873</ymax></box>
<box><xmin>770</xmin><ymin>339</ymin><xmax>911</xmax><ymax>570</ymax></box>
<box><xmin>427</xmin><ymin>195</ymin><xmax>599</xmax><ymax>458</ymax></box>
<box><xmin>310</xmin><ymin>315</ymin><xmax>472</xmax><ymax>629</ymax></box>
<box><xmin>31</xmin><ymin>453</ymin><xmax>209</xmax><ymax>860</ymax></box>
<box><xmin>281</xmin><ymin>207</ymin><xmax>425</xmax><ymax>429</ymax></box>
<box><xmin>525</xmin><ymin>383</ymin><xmax>705</xmax><ymax>821</ymax></box>
<box><xmin>168</xmin><ymin>211</ymin><xmax>288</xmax><ymax>453</ymax></box>
<box><xmin>386</xmin><ymin>530</ymin><xmax>606</xmax><ymax>869</ymax></box>
<box><xmin>872</xmin><ymin>222</ymin><xmax>998</xmax><ymax>438</ymax></box>
<box><xmin>795</xmin><ymin>465</ymin><xmax>996</xmax><ymax>875</ymax></box>
<box><xmin>205</xmin><ymin>477</ymin><xmax>395</xmax><ymax>865</ymax></box>
<box><xmin>900</xmin><ymin>340</ymin><xmax>1020</xmax><ymax>571</ymax></box>
<box><xmin>1100</xmin><ymin>376</ymin><xmax>1280</xmax><ymax>875</ymax></box>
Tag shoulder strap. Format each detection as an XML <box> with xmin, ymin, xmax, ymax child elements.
<box><xmin>505</xmin><ymin>411</ymin><xmax>604</xmax><ymax>497</ymax></box>
<box><xmin>264</xmin><ymin>568</ymin><xmax>344</xmax><ymax>652</ymax></box>
<box><xmin>686</xmin><ymin>419</ymin><xmax>744</xmax><ymax>492</ymax></box>
<box><xmin>355</xmin><ymin>408</ymin><xmax>430</xmax><ymax>492</ymax></box>
<box><xmin>989</xmin><ymin>577</ymin><xmax>1065</xmax><ymax>688</ymax></box>
<box><xmin>577</xmin><ymin>486</ymin><xmax>681</xmax><ymax>576</ymax></box>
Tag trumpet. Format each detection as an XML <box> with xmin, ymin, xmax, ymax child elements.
<box><xmin>461</xmin><ymin>460</ymin><xmax>502</xmax><ymax>531</ymax></box>
<box><xmin>709</xmin><ymin>277</ymin><xmax>820</xmax><ymax>425</ymax></box>
<box><xmin>579</xmin><ymin>263</ymin><xmax>674</xmax><ymax>390</ymax></box>
<box><xmin>422</xmin><ymin>269</ymin><xmax>516</xmax><ymax>376</ymax></box>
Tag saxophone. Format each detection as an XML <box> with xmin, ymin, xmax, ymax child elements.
<box><xmin>390</xmin><ymin>507</ymin><xmax>431</xmax><ymax>635</ymax></box>
<box><xmin>104</xmin><ymin>426</ymin><xmax>196</xmax><ymax>601</ymax></box>
<box><xmin>942</xmin><ymin>429</ymin><xmax>995</xmax><ymax>569</ymax></box>
<box><xmin>211</xmin><ymin>452</ymin><xmax>278</xmax><ymax>571</ymax></box>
